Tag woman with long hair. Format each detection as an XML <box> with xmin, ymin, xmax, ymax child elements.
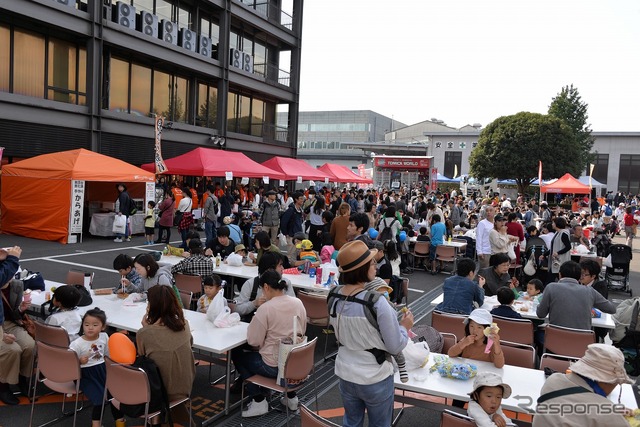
<box><xmin>307</xmin><ymin>196</ymin><xmax>326</xmax><ymax>251</ymax></box>
<box><xmin>137</xmin><ymin>285</ymin><xmax>195</xmax><ymax>425</ymax></box>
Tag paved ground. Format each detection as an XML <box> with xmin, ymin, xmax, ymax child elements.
<box><xmin>1</xmin><ymin>231</ymin><xmax>638</xmax><ymax>426</ymax></box>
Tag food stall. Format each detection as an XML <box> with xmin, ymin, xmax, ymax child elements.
<box><xmin>372</xmin><ymin>155</ymin><xmax>433</xmax><ymax>190</ymax></box>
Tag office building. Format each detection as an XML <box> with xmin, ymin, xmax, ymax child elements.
<box><xmin>0</xmin><ymin>0</ymin><xmax>302</xmax><ymax>165</ymax></box>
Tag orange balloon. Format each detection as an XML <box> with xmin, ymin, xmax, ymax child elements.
<box><xmin>108</xmin><ymin>332</ymin><xmax>137</xmax><ymax>364</ymax></box>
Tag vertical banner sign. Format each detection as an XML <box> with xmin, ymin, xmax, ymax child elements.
<box><xmin>0</xmin><ymin>147</ymin><xmax>4</xmax><ymax>165</ymax></box>
<box><xmin>145</xmin><ymin>182</ymin><xmax>155</xmax><ymax>210</ymax></box>
<box><xmin>357</xmin><ymin>164</ymin><xmax>365</xmax><ymax>177</ymax></box>
<box><xmin>154</xmin><ymin>116</ymin><xmax>168</xmax><ymax>174</ymax></box>
<box><xmin>538</xmin><ymin>160</ymin><xmax>543</xmax><ymax>204</ymax></box>
<box><xmin>431</xmin><ymin>168</ymin><xmax>438</xmax><ymax>190</ymax></box>
<box><xmin>69</xmin><ymin>180</ymin><xmax>85</xmax><ymax>235</ymax></box>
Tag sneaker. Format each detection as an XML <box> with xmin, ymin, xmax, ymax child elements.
<box><xmin>242</xmin><ymin>398</ymin><xmax>269</xmax><ymax>417</ymax></box>
<box><xmin>126</xmin><ymin>237</ymin><xmax>132</xmax><ymax>242</ymax></box>
<box><xmin>0</xmin><ymin>389</ymin><xmax>19</xmax><ymax>405</ymax></box>
<box><xmin>280</xmin><ymin>395</ymin><xmax>299</xmax><ymax>411</ymax></box>
<box><xmin>113</xmin><ymin>238</ymin><xmax>123</xmax><ymax>243</ymax></box>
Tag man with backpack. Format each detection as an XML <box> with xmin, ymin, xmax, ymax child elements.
<box><xmin>377</xmin><ymin>206</ymin><xmax>403</xmax><ymax>243</ymax></box>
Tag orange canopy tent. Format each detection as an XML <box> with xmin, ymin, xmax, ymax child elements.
<box><xmin>261</xmin><ymin>157</ymin><xmax>335</xmax><ymax>181</ymax></box>
<box><xmin>541</xmin><ymin>173</ymin><xmax>591</xmax><ymax>194</ymax></box>
<box><xmin>318</xmin><ymin>163</ymin><xmax>373</xmax><ymax>184</ymax></box>
<box><xmin>140</xmin><ymin>147</ymin><xmax>286</xmax><ymax>180</ymax></box>
<box><xmin>1</xmin><ymin>149</ymin><xmax>154</xmax><ymax>243</ymax></box>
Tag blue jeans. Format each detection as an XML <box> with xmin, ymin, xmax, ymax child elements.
<box><xmin>339</xmin><ymin>376</ymin><xmax>394</xmax><ymax>427</ymax></box>
<box><xmin>205</xmin><ymin>220</ymin><xmax>217</xmax><ymax>249</ymax></box>
<box><xmin>231</xmin><ymin>349</ymin><xmax>279</xmax><ymax>398</ymax></box>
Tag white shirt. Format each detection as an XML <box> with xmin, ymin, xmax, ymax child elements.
<box><xmin>70</xmin><ymin>332</ymin><xmax>110</xmax><ymax>368</ymax></box>
<box><xmin>540</xmin><ymin>231</ymin><xmax>555</xmax><ymax>249</ymax></box>
<box><xmin>45</xmin><ymin>309</ymin><xmax>83</xmax><ymax>342</ymax></box>
<box><xmin>476</xmin><ymin>218</ymin><xmax>493</xmax><ymax>256</ymax></box>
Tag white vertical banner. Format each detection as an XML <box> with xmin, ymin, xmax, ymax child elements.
<box><xmin>145</xmin><ymin>181</ymin><xmax>155</xmax><ymax>208</ymax></box>
<box><xmin>69</xmin><ymin>180</ymin><xmax>85</xmax><ymax>237</ymax></box>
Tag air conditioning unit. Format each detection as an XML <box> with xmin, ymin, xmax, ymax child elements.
<box><xmin>54</xmin><ymin>0</ymin><xmax>76</xmax><ymax>7</ymax></box>
<box><xmin>198</xmin><ymin>35</ymin><xmax>212</xmax><ymax>58</ymax></box>
<box><xmin>179</xmin><ymin>28</ymin><xmax>197</xmax><ymax>52</ymax></box>
<box><xmin>113</xmin><ymin>1</ymin><xmax>136</xmax><ymax>29</ymax></box>
<box><xmin>159</xmin><ymin>20</ymin><xmax>177</xmax><ymax>45</ymax></box>
<box><xmin>243</xmin><ymin>53</ymin><xmax>254</xmax><ymax>73</ymax></box>
<box><xmin>137</xmin><ymin>10</ymin><xmax>158</xmax><ymax>38</ymax></box>
<box><xmin>230</xmin><ymin>48</ymin><xmax>243</xmax><ymax>68</ymax></box>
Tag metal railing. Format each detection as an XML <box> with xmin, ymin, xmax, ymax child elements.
<box><xmin>253</xmin><ymin>62</ymin><xmax>290</xmax><ymax>87</ymax></box>
<box><xmin>245</xmin><ymin>1</ymin><xmax>293</xmax><ymax>30</ymax></box>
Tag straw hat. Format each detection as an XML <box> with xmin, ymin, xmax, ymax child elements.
<box><xmin>337</xmin><ymin>240</ymin><xmax>378</xmax><ymax>273</ymax></box>
<box><xmin>570</xmin><ymin>344</ymin><xmax>632</xmax><ymax>385</ymax></box>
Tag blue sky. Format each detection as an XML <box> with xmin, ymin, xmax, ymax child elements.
<box><xmin>299</xmin><ymin>0</ymin><xmax>640</xmax><ymax>131</ymax></box>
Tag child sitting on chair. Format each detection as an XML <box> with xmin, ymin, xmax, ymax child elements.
<box><xmin>468</xmin><ymin>372</ymin><xmax>514</xmax><ymax>427</ymax></box>
<box><xmin>45</xmin><ymin>285</ymin><xmax>83</xmax><ymax>341</ymax></box>
<box><xmin>294</xmin><ymin>239</ymin><xmax>321</xmax><ymax>269</ymax></box>
<box><xmin>197</xmin><ymin>274</ymin><xmax>226</xmax><ymax>314</ymax></box>
<box><xmin>447</xmin><ymin>309</ymin><xmax>505</xmax><ymax>368</ymax></box>
<box><xmin>490</xmin><ymin>287</ymin><xmax>523</xmax><ymax>319</ymax></box>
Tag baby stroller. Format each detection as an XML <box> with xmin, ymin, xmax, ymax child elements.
<box><xmin>606</xmin><ymin>244</ymin><xmax>633</xmax><ymax>295</ymax></box>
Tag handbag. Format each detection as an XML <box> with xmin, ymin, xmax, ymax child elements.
<box><xmin>173</xmin><ymin>211</ymin><xmax>183</xmax><ymax>227</ymax></box>
<box><xmin>112</xmin><ymin>214</ymin><xmax>127</xmax><ymax>234</ymax></box>
<box><xmin>276</xmin><ymin>315</ymin><xmax>308</xmax><ymax>387</ymax></box>
<box><xmin>524</xmin><ymin>252</ymin><xmax>537</xmax><ymax>276</ymax></box>
<box><xmin>16</xmin><ymin>270</ymin><xmax>46</xmax><ymax>291</ymax></box>
<box><xmin>74</xmin><ymin>284</ymin><xmax>93</xmax><ymax>306</ymax></box>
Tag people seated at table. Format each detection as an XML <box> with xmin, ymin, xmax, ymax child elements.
<box><xmin>248</xmin><ymin>230</ymin><xmax>281</xmax><ymax>266</ymax></box>
<box><xmin>112</xmin><ymin>254</ymin><xmax>142</xmax><ymax>294</ymax></box>
<box><xmin>235</xmin><ymin>252</ymin><xmax>295</xmax><ymax>322</ymax></box>
<box><xmin>197</xmin><ymin>274</ymin><xmax>225</xmax><ymax>314</ymax></box>
<box><xmin>231</xmin><ymin>270</ymin><xmax>307</xmax><ymax>418</ymax></box>
<box><xmin>319</xmin><ymin>232</ymin><xmax>336</xmax><ymax>264</ymax></box>
<box><xmin>293</xmin><ymin>239</ymin><xmax>321</xmax><ymax>269</ymax></box>
<box><xmin>570</xmin><ymin>224</ymin><xmax>591</xmax><ymax>248</ymax></box>
<box><xmin>0</xmin><ymin>279</ymin><xmax>34</xmax><ymax>404</ymax></box>
<box><xmin>533</xmin><ymin>343</ymin><xmax>632</xmax><ymax>427</ymax></box>
<box><xmin>416</xmin><ymin>226</ymin><xmax>431</xmax><ymax>242</ymax></box>
<box><xmin>475</xmin><ymin>253</ymin><xmax>515</xmax><ymax>297</ymax></box>
<box><xmin>522</xmin><ymin>278</ymin><xmax>544</xmax><ymax>302</ymax></box>
<box><xmin>435</xmin><ymin>257</ymin><xmax>485</xmax><ymax>315</ymax></box>
<box><xmin>171</xmin><ymin>239</ymin><xmax>213</xmax><ymax>278</ymax></box>
<box><xmin>179</xmin><ymin>231</ymin><xmax>202</xmax><ymax>258</ymax></box>
<box><xmin>137</xmin><ymin>285</ymin><xmax>195</xmax><ymax>425</ymax></box>
<box><xmin>45</xmin><ymin>285</ymin><xmax>83</xmax><ymax>341</ymax></box>
<box><xmin>223</xmin><ymin>216</ymin><xmax>243</xmax><ymax>246</ymax></box>
<box><xmin>328</xmin><ymin>240</ymin><xmax>412</xmax><ymax>427</ymax></box>
<box><xmin>133</xmin><ymin>253</ymin><xmax>173</xmax><ymax>292</ymax></box>
<box><xmin>205</xmin><ymin>225</ymin><xmax>236</xmax><ymax>259</ymax></box>
<box><xmin>467</xmin><ymin>372</ymin><xmax>514</xmax><ymax>427</ymax></box>
<box><xmin>579</xmin><ymin>259</ymin><xmax>610</xmax><ymax>342</ymax></box>
<box><xmin>536</xmin><ymin>261</ymin><xmax>615</xmax><ymax>330</ymax></box>
<box><xmin>490</xmin><ymin>286</ymin><xmax>523</xmax><ymax>319</ymax></box>
<box><xmin>448</xmin><ymin>309</ymin><xmax>505</xmax><ymax>368</ymax></box>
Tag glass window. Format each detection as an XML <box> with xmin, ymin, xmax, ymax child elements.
<box><xmin>196</xmin><ymin>84</ymin><xmax>217</xmax><ymax>128</ymax></box>
<box><xmin>210</xmin><ymin>22</ymin><xmax>219</xmax><ymax>46</ymax></box>
<box><xmin>242</xmin><ymin>37</ymin><xmax>253</xmax><ymax>55</ymax></box>
<box><xmin>130</xmin><ymin>63</ymin><xmax>151</xmax><ymax>116</ymax></box>
<box><xmin>239</xmin><ymin>94</ymin><xmax>251</xmax><ymax>134</ymax></box>
<box><xmin>109</xmin><ymin>58</ymin><xmax>130</xmax><ymax>112</ymax></box>
<box><xmin>173</xmin><ymin>76</ymin><xmax>188</xmax><ymax>122</ymax></box>
<box><xmin>590</xmin><ymin>153</ymin><xmax>608</xmax><ymax>185</ymax></box>
<box><xmin>133</xmin><ymin>0</ymin><xmax>153</xmax><ymax>13</ymax></box>
<box><xmin>152</xmin><ymin>70</ymin><xmax>170</xmax><ymax>118</ymax></box>
<box><xmin>13</xmin><ymin>29</ymin><xmax>45</xmax><ymax>98</ymax></box>
<box><xmin>77</xmin><ymin>48</ymin><xmax>86</xmax><ymax>105</ymax></box>
<box><xmin>155</xmin><ymin>0</ymin><xmax>172</xmax><ymax>21</ymax></box>
<box><xmin>0</xmin><ymin>24</ymin><xmax>9</xmax><ymax>92</ymax></box>
<box><xmin>444</xmin><ymin>151</ymin><xmax>462</xmax><ymax>179</ymax></box>
<box><xmin>251</xmin><ymin>98</ymin><xmax>264</xmax><ymax>137</ymax></box>
<box><xmin>227</xmin><ymin>92</ymin><xmax>238</xmax><ymax>131</ymax></box>
<box><xmin>618</xmin><ymin>155</ymin><xmax>640</xmax><ymax>194</ymax></box>
<box><xmin>177</xmin><ymin>5</ymin><xmax>190</xmax><ymax>29</ymax></box>
<box><xmin>229</xmin><ymin>31</ymin><xmax>239</xmax><ymax>51</ymax></box>
<box><xmin>48</xmin><ymin>38</ymin><xmax>76</xmax><ymax>103</ymax></box>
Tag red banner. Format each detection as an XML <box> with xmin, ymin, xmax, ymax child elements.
<box><xmin>374</xmin><ymin>156</ymin><xmax>430</xmax><ymax>169</ymax></box>
<box><xmin>431</xmin><ymin>168</ymin><xmax>438</xmax><ymax>190</ymax></box>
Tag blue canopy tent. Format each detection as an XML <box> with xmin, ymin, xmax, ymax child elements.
<box><xmin>436</xmin><ymin>173</ymin><xmax>458</xmax><ymax>183</ymax></box>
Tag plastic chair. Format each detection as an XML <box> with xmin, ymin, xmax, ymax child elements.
<box><xmin>543</xmin><ymin>324</ymin><xmax>595</xmax><ymax>358</ymax></box>
<box><xmin>242</xmin><ymin>337</ymin><xmax>318</xmax><ymax>425</ymax></box>
<box><xmin>300</xmin><ymin>403</ymin><xmax>341</xmax><ymax>427</ymax></box>
<box><xmin>100</xmin><ymin>356</ymin><xmax>191</xmax><ymax>426</ymax></box>
<box><xmin>178</xmin><ymin>290</ymin><xmax>193</xmax><ymax>311</ymax></box>
<box><xmin>298</xmin><ymin>292</ymin><xmax>333</xmax><ymax>358</ymax></box>
<box><xmin>539</xmin><ymin>353</ymin><xmax>577</xmax><ymax>373</ymax></box>
<box><xmin>34</xmin><ymin>321</ymin><xmax>70</xmax><ymax>348</ymax></box>
<box><xmin>431</xmin><ymin>310</ymin><xmax>467</xmax><ymax>342</ymax></box>
<box><xmin>29</xmin><ymin>342</ymin><xmax>83</xmax><ymax>427</ymax></box>
<box><xmin>500</xmin><ymin>340</ymin><xmax>536</xmax><ymax>369</ymax></box>
<box><xmin>440</xmin><ymin>409</ymin><xmax>477</xmax><ymax>426</ymax></box>
<box><xmin>411</xmin><ymin>241</ymin><xmax>430</xmax><ymax>269</ymax></box>
<box><xmin>436</xmin><ymin>245</ymin><xmax>457</xmax><ymax>274</ymax></box>
<box><xmin>66</xmin><ymin>269</ymin><xmax>93</xmax><ymax>288</ymax></box>
<box><xmin>441</xmin><ymin>332</ymin><xmax>457</xmax><ymax>355</ymax></box>
<box><xmin>492</xmin><ymin>315</ymin><xmax>534</xmax><ymax>345</ymax></box>
<box><xmin>174</xmin><ymin>273</ymin><xmax>202</xmax><ymax>309</ymax></box>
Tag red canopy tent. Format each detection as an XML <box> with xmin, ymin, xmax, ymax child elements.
<box><xmin>541</xmin><ymin>173</ymin><xmax>591</xmax><ymax>194</ymax></box>
<box><xmin>261</xmin><ymin>157</ymin><xmax>335</xmax><ymax>181</ymax></box>
<box><xmin>141</xmin><ymin>147</ymin><xmax>286</xmax><ymax>179</ymax></box>
<box><xmin>318</xmin><ymin>163</ymin><xmax>372</xmax><ymax>184</ymax></box>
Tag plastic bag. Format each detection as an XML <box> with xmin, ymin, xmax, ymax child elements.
<box><xmin>213</xmin><ymin>307</ymin><xmax>241</xmax><ymax>328</ymax></box>
<box><xmin>507</xmin><ymin>242</ymin><xmax>517</xmax><ymax>261</ymax></box>
<box><xmin>403</xmin><ymin>340</ymin><xmax>430</xmax><ymax>370</ymax></box>
<box><xmin>226</xmin><ymin>252</ymin><xmax>244</xmax><ymax>267</ymax></box>
<box><xmin>206</xmin><ymin>291</ymin><xmax>226</xmax><ymax>323</ymax></box>
<box><xmin>430</xmin><ymin>354</ymin><xmax>477</xmax><ymax>380</ymax></box>
<box><xmin>112</xmin><ymin>214</ymin><xmax>127</xmax><ymax>235</ymax></box>
<box><xmin>524</xmin><ymin>253</ymin><xmax>537</xmax><ymax>276</ymax></box>
<box><xmin>278</xmin><ymin>232</ymin><xmax>287</xmax><ymax>248</ymax></box>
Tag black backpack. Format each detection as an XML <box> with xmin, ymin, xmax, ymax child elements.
<box><xmin>120</xmin><ymin>356</ymin><xmax>172</xmax><ymax>424</ymax></box>
<box><xmin>377</xmin><ymin>218</ymin><xmax>397</xmax><ymax>241</ymax></box>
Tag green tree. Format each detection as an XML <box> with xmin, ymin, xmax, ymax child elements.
<box><xmin>469</xmin><ymin>112</ymin><xmax>582</xmax><ymax>195</ymax></box>
<box><xmin>548</xmin><ymin>84</ymin><xmax>595</xmax><ymax>171</ymax></box>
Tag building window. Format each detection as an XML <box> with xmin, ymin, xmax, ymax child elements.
<box><xmin>227</xmin><ymin>91</ymin><xmax>275</xmax><ymax>138</ymax></box>
<box><xmin>618</xmin><ymin>155</ymin><xmax>640</xmax><ymax>194</ymax></box>
<box><xmin>0</xmin><ymin>25</ymin><xmax>87</xmax><ymax>105</ymax></box>
<box><xmin>108</xmin><ymin>57</ymin><xmax>189</xmax><ymax>123</ymax></box>
<box><xmin>589</xmin><ymin>153</ymin><xmax>608</xmax><ymax>184</ymax></box>
<box><xmin>196</xmin><ymin>82</ymin><xmax>218</xmax><ymax>129</ymax></box>
<box><xmin>444</xmin><ymin>151</ymin><xmax>462</xmax><ymax>179</ymax></box>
